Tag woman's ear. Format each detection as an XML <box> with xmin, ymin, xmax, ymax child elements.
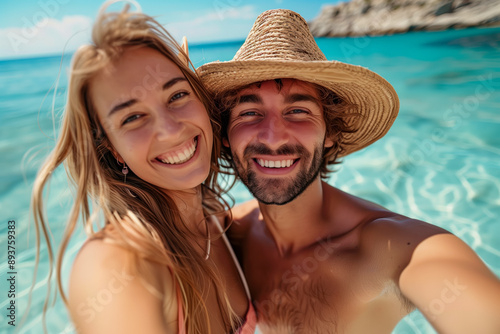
<box><xmin>110</xmin><ymin>147</ymin><xmax>124</xmax><ymax>164</ymax></box>
<box><xmin>222</xmin><ymin>138</ymin><xmax>230</xmax><ymax>148</ymax></box>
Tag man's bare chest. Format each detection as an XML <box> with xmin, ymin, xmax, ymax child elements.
<box><xmin>242</xmin><ymin>240</ymin><xmax>407</xmax><ymax>333</ymax></box>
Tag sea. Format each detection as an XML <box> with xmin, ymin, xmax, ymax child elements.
<box><xmin>1</xmin><ymin>25</ymin><xmax>499</xmax><ymax>333</ymax></box>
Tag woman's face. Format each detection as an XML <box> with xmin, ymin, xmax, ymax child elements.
<box><xmin>89</xmin><ymin>47</ymin><xmax>213</xmax><ymax>191</ymax></box>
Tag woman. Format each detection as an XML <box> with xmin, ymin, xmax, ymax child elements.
<box><xmin>31</xmin><ymin>2</ymin><xmax>255</xmax><ymax>333</ymax></box>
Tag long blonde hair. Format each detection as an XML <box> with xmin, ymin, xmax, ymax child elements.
<box><xmin>31</xmin><ymin>3</ymin><xmax>238</xmax><ymax>333</ymax></box>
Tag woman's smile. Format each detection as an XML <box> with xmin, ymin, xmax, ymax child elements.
<box><xmin>155</xmin><ymin>135</ymin><xmax>198</xmax><ymax>165</ymax></box>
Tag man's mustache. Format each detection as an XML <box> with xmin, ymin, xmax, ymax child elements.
<box><xmin>243</xmin><ymin>144</ymin><xmax>308</xmax><ymax>157</ymax></box>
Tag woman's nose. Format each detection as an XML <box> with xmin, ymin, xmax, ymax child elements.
<box><xmin>154</xmin><ymin>108</ymin><xmax>185</xmax><ymax>141</ymax></box>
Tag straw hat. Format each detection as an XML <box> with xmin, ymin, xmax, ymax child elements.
<box><xmin>198</xmin><ymin>9</ymin><xmax>399</xmax><ymax>157</ymax></box>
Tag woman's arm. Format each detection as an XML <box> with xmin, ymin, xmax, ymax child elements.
<box><xmin>68</xmin><ymin>238</ymin><xmax>177</xmax><ymax>333</ymax></box>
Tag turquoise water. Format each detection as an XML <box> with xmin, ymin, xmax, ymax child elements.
<box><xmin>1</xmin><ymin>26</ymin><xmax>499</xmax><ymax>333</ymax></box>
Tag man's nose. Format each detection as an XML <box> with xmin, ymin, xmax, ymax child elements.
<box><xmin>256</xmin><ymin>113</ymin><xmax>289</xmax><ymax>149</ymax></box>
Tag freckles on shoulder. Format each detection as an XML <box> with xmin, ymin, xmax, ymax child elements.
<box><xmin>357</xmin><ymin>216</ymin><xmax>450</xmax><ymax>271</ymax></box>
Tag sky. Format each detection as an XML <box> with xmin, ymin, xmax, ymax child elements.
<box><xmin>0</xmin><ymin>0</ymin><xmax>338</xmax><ymax>60</ymax></box>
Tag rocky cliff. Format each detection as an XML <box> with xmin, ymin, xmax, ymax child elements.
<box><xmin>309</xmin><ymin>0</ymin><xmax>500</xmax><ymax>37</ymax></box>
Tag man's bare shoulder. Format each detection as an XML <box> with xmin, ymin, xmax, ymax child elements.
<box><xmin>227</xmin><ymin>199</ymin><xmax>262</xmax><ymax>244</ymax></box>
<box><xmin>361</xmin><ymin>214</ymin><xmax>449</xmax><ymax>247</ymax></box>
<box><xmin>323</xmin><ymin>182</ymin><xmax>449</xmax><ymax>242</ymax></box>
<box><xmin>323</xmin><ymin>182</ymin><xmax>388</xmax><ymax>211</ymax></box>
<box><xmin>356</xmin><ymin>214</ymin><xmax>451</xmax><ymax>284</ymax></box>
<box><xmin>231</xmin><ymin>199</ymin><xmax>261</xmax><ymax>224</ymax></box>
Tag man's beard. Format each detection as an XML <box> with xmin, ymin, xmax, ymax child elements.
<box><xmin>232</xmin><ymin>143</ymin><xmax>323</xmax><ymax>205</ymax></box>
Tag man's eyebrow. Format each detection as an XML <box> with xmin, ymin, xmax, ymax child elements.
<box><xmin>237</xmin><ymin>94</ymin><xmax>263</xmax><ymax>105</ymax></box>
<box><xmin>284</xmin><ymin>93</ymin><xmax>318</xmax><ymax>104</ymax></box>
<box><xmin>107</xmin><ymin>77</ymin><xmax>187</xmax><ymax>117</ymax></box>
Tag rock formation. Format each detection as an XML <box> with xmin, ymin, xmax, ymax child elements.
<box><xmin>309</xmin><ymin>0</ymin><xmax>500</xmax><ymax>37</ymax></box>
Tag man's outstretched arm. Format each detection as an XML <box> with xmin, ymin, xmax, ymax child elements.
<box><xmin>399</xmin><ymin>233</ymin><xmax>500</xmax><ymax>334</ymax></box>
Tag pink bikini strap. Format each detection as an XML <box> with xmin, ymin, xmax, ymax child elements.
<box><xmin>177</xmin><ymin>280</ymin><xmax>186</xmax><ymax>334</ymax></box>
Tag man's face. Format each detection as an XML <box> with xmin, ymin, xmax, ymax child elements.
<box><xmin>224</xmin><ymin>79</ymin><xmax>333</xmax><ymax>205</ymax></box>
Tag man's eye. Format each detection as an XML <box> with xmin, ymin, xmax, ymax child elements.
<box><xmin>289</xmin><ymin>109</ymin><xmax>308</xmax><ymax>114</ymax></box>
<box><xmin>240</xmin><ymin>111</ymin><xmax>259</xmax><ymax>117</ymax></box>
<box><xmin>122</xmin><ymin>114</ymin><xmax>141</xmax><ymax>125</ymax></box>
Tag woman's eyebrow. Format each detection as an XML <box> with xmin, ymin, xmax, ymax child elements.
<box><xmin>108</xmin><ymin>99</ymin><xmax>137</xmax><ymax>117</ymax></box>
<box><xmin>162</xmin><ymin>77</ymin><xmax>187</xmax><ymax>90</ymax></box>
<box><xmin>107</xmin><ymin>77</ymin><xmax>188</xmax><ymax>117</ymax></box>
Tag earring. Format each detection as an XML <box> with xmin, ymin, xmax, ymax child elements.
<box><xmin>122</xmin><ymin>163</ymin><xmax>129</xmax><ymax>182</ymax></box>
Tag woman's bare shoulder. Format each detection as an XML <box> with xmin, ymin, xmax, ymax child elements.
<box><xmin>70</xmin><ymin>237</ymin><xmax>139</xmax><ymax>284</ymax></box>
<box><xmin>68</xmin><ymin>237</ymin><xmax>177</xmax><ymax>333</ymax></box>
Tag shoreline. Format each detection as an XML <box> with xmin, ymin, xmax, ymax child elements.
<box><xmin>309</xmin><ymin>0</ymin><xmax>500</xmax><ymax>37</ymax></box>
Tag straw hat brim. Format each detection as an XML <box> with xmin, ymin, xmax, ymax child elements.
<box><xmin>198</xmin><ymin>59</ymin><xmax>399</xmax><ymax>157</ymax></box>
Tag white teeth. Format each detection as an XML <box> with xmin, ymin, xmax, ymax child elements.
<box><xmin>159</xmin><ymin>138</ymin><xmax>197</xmax><ymax>165</ymax></box>
<box><xmin>257</xmin><ymin>159</ymin><xmax>294</xmax><ymax>168</ymax></box>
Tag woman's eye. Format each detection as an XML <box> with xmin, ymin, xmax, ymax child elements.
<box><xmin>122</xmin><ymin>114</ymin><xmax>141</xmax><ymax>125</ymax></box>
<box><xmin>170</xmin><ymin>91</ymin><xmax>188</xmax><ymax>102</ymax></box>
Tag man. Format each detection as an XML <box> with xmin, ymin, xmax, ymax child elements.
<box><xmin>199</xmin><ymin>9</ymin><xmax>500</xmax><ymax>334</ymax></box>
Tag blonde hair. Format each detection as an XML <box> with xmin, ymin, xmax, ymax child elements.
<box><xmin>31</xmin><ymin>2</ymin><xmax>238</xmax><ymax>333</ymax></box>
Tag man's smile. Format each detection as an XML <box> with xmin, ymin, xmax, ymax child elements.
<box><xmin>255</xmin><ymin>158</ymin><xmax>297</xmax><ymax>168</ymax></box>
<box><xmin>250</xmin><ymin>156</ymin><xmax>300</xmax><ymax>175</ymax></box>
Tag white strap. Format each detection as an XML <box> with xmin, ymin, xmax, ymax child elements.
<box><xmin>211</xmin><ymin>216</ymin><xmax>252</xmax><ymax>300</ymax></box>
